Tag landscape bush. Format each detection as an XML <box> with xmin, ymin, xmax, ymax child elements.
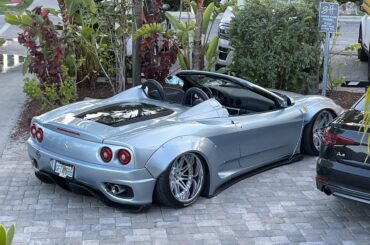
<box><xmin>229</xmin><ymin>0</ymin><xmax>320</xmax><ymax>94</ymax></box>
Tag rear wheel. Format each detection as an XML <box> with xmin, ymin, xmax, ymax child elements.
<box><xmin>358</xmin><ymin>26</ymin><xmax>369</xmax><ymax>62</ymax></box>
<box><xmin>154</xmin><ymin>152</ymin><xmax>205</xmax><ymax>208</ymax></box>
<box><xmin>302</xmin><ymin>110</ymin><xmax>334</xmax><ymax>156</ymax></box>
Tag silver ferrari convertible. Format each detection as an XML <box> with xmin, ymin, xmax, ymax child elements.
<box><xmin>27</xmin><ymin>71</ymin><xmax>343</xmax><ymax>209</ymax></box>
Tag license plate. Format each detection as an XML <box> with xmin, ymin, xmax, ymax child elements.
<box><xmin>54</xmin><ymin>161</ymin><xmax>74</xmax><ymax>178</ymax></box>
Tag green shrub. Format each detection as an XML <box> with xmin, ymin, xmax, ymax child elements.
<box><xmin>229</xmin><ymin>0</ymin><xmax>320</xmax><ymax>94</ymax></box>
<box><xmin>0</xmin><ymin>37</ymin><xmax>4</xmax><ymax>46</ymax></box>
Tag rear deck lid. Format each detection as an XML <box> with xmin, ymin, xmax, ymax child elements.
<box><xmin>76</xmin><ymin>102</ymin><xmax>173</xmax><ymax>127</ymax></box>
<box><xmin>41</xmin><ymin>102</ymin><xmax>174</xmax><ymax>142</ymax></box>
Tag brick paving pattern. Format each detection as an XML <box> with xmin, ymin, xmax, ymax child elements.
<box><xmin>1</xmin><ymin>140</ymin><xmax>370</xmax><ymax>244</ymax></box>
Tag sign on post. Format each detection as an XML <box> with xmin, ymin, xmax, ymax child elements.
<box><xmin>319</xmin><ymin>2</ymin><xmax>339</xmax><ymax>97</ymax></box>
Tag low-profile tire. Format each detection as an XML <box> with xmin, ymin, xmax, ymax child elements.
<box><xmin>301</xmin><ymin>110</ymin><xmax>335</xmax><ymax>156</ymax></box>
<box><xmin>358</xmin><ymin>26</ymin><xmax>369</xmax><ymax>62</ymax></box>
<box><xmin>154</xmin><ymin>152</ymin><xmax>205</xmax><ymax>208</ymax></box>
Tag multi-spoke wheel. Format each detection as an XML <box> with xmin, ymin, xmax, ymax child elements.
<box><xmin>155</xmin><ymin>153</ymin><xmax>205</xmax><ymax>208</ymax></box>
<box><xmin>302</xmin><ymin>110</ymin><xmax>335</xmax><ymax>156</ymax></box>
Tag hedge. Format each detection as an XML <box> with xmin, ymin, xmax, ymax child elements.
<box><xmin>229</xmin><ymin>0</ymin><xmax>320</xmax><ymax>94</ymax></box>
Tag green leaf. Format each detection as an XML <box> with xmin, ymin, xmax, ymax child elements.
<box><xmin>81</xmin><ymin>26</ymin><xmax>93</xmax><ymax>39</ymax></box>
<box><xmin>22</xmin><ymin>55</ymin><xmax>30</xmax><ymax>75</ymax></box>
<box><xmin>178</xmin><ymin>52</ymin><xmax>188</xmax><ymax>70</ymax></box>
<box><xmin>4</xmin><ymin>14</ymin><xmax>30</xmax><ymax>26</ymax></box>
<box><xmin>44</xmin><ymin>8</ymin><xmax>58</xmax><ymax>16</ymax></box>
<box><xmin>66</xmin><ymin>0</ymin><xmax>82</xmax><ymax>15</ymax></box>
<box><xmin>206</xmin><ymin>36</ymin><xmax>219</xmax><ymax>63</ymax></box>
<box><xmin>190</xmin><ymin>1</ymin><xmax>197</xmax><ymax>15</ymax></box>
<box><xmin>6</xmin><ymin>225</ymin><xmax>15</xmax><ymax>245</ymax></box>
<box><xmin>202</xmin><ymin>3</ymin><xmax>214</xmax><ymax>34</ymax></box>
<box><xmin>83</xmin><ymin>0</ymin><xmax>97</xmax><ymax>14</ymax></box>
<box><xmin>164</xmin><ymin>12</ymin><xmax>185</xmax><ymax>31</ymax></box>
<box><xmin>133</xmin><ymin>23</ymin><xmax>165</xmax><ymax>40</ymax></box>
<box><xmin>0</xmin><ymin>225</ymin><xmax>6</xmax><ymax>245</ymax></box>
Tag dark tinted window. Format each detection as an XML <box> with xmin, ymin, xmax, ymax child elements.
<box><xmin>76</xmin><ymin>103</ymin><xmax>173</xmax><ymax>127</ymax></box>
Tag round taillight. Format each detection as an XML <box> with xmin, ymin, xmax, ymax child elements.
<box><xmin>30</xmin><ymin>124</ymin><xmax>37</xmax><ymax>138</ymax></box>
<box><xmin>36</xmin><ymin>128</ymin><xmax>43</xmax><ymax>142</ymax></box>
<box><xmin>117</xmin><ymin>149</ymin><xmax>131</xmax><ymax>165</ymax></box>
<box><xmin>100</xmin><ymin>147</ymin><xmax>113</xmax><ymax>162</ymax></box>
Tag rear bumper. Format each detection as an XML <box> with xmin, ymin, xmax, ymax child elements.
<box><xmin>316</xmin><ymin>157</ymin><xmax>370</xmax><ymax>205</ymax></box>
<box><xmin>27</xmin><ymin>138</ymin><xmax>156</xmax><ymax>206</ymax></box>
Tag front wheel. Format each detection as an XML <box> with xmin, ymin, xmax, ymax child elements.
<box><xmin>302</xmin><ymin>110</ymin><xmax>334</xmax><ymax>156</ymax></box>
<box><xmin>154</xmin><ymin>152</ymin><xmax>205</xmax><ymax>208</ymax></box>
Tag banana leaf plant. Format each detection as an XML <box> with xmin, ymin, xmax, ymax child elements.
<box><xmin>164</xmin><ymin>0</ymin><xmax>236</xmax><ymax>71</ymax></box>
<box><xmin>0</xmin><ymin>224</ymin><xmax>15</xmax><ymax>245</ymax></box>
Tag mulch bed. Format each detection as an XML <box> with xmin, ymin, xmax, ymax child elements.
<box><xmin>326</xmin><ymin>90</ymin><xmax>363</xmax><ymax>109</ymax></box>
<box><xmin>10</xmin><ymin>86</ymin><xmax>364</xmax><ymax>140</ymax></box>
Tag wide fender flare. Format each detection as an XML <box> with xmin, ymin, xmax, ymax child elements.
<box><xmin>301</xmin><ymin>100</ymin><xmax>343</xmax><ymax>125</ymax></box>
<box><xmin>145</xmin><ymin>135</ymin><xmax>221</xmax><ymax>181</ymax></box>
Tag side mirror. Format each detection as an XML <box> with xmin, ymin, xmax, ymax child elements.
<box><xmin>165</xmin><ymin>75</ymin><xmax>183</xmax><ymax>86</ymax></box>
<box><xmin>162</xmin><ymin>4</ymin><xmax>170</xmax><ymax>11</ymax></box>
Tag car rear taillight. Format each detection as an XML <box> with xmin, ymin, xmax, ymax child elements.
<box><xmin>321</xmin><ymin>129</ymin><xmax>355</xmax><ymax>146</ymax></box>
<box><xmin>36</xmin><ymin>128</ymin><xmax>43</xmax><ymax>142</ymax></box>
<box><xmin>117</xmin><ymin>149</ymin><xmax>131</xmax><ymax>165</ymax></box>
<box><xmin>100</xmin><ymin>147</ymin><xmax>113</xmax><ymax>162</ymax></box>
<box><xmin>30</xmin><ymin>124</ymin><xmax>37</xmax><ymax>138</ymax></box>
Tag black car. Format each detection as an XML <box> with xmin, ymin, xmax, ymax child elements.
<box><xmin>316</xmin><ymin>95</ymin><xmax>370</xmax><ymax>204</ymax></box>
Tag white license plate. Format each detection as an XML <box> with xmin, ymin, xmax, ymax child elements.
<box><xmin>54</xmin><ymin>161</ymin><xmax>74</xmax><ymax>178</ymax></box>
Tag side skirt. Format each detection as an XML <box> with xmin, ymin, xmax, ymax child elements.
<box><xmin>205</xmin><ymin>154</ymin><xmax>304</xmax><ymax>198</ymax></box>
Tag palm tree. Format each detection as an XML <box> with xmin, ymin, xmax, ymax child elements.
<box><xmin>57</xmin><ymin>0</ymin><xmax>71</xmax><ymax>27</ymax></box>
<box><xmin>193</xmin><ymin>0</ymin><xmax>204</xmax><ymax>70</ymax></box>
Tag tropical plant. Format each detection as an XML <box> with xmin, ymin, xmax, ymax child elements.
<box><xmin>164</xmin><ymin>0</ymin><xmax>235</xmax><ymax>70</ymax></box>
<box><xmin>0</xmin><ymin>224</ymin><xmax>15</xmax><ymax>245</ymax></box>
<box><xmin>228</xmin><ymin>0</ymin><xmax>320</xmax><ymax>94</ymax></box>
<box><xmin>5</xmin><ymin>7</ymin><xmax>77</xmax><ymax>109</ymax></box>
<box><xmin>134</xmin><ymin>0</ymin><xmax>178</xmax><ymax>83</ymax></box>
<box><xmin>64</xmin><ymin>0</ymin><xmax>132</xmax><ymax>93</ymax></box>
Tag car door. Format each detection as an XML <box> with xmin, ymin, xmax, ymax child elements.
<box><xmin>232</xmin><ymin>99</ymin><xmax>304</xmax><ymax>171</ymax></box>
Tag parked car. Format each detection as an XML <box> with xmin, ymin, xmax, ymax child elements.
<box><xmin>316</xmin><ymin>95</ymin><xmax>370</xmax><ymax>204</ymax></box>
<box><xmin>28</xmin><ymin>71</ymin><xmax>342</xmax><ymax>209</ymax></box>
<box><xmin>215</xmin><ymin>0</ymin><xmax>243</xmax><ymax>69</ymax></box>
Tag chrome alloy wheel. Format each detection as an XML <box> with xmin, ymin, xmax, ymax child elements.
<box><xmin>313</xmin><ymin>111</ymin><xmax>334</xmax><ymax>151</ymax></box>
<box><xmin>169</xmin><ymin>153</ymin><xmax>204</xmax><ymax>203</ymax></box>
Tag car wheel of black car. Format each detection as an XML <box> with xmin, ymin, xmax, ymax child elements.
<box><xmin>358</xmin><ymin>26</ymin><xmax>369</xmax><ymax>62</ymax></box>
<box><xmin>155</xmin><ymin>152</ymin><xmax>205</xmax><ymax>208</ymax></box>
<box><xmin>302</xmin><ymin>110</ymin><xmax>334</xmax><ymax>156</ymax></box>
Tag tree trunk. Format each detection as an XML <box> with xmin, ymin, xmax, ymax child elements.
<box><xmin>192</xmin><ymin>1</ymin><xmax>204</xmax><ymax>70</ymax></box>
<box><xmin>132</xmin><ymin>0</ymin><xmax>143</xmax><ymax>86</ymax></box>
<box><xmin>309</xmin><ymin>0</ymin><xmax>321</xmax><ymax>95</ymax></box>
<box><xmin>57</xmin><ymin>0</ymin><xmax>71</xmax><ymax>26</ymax></box>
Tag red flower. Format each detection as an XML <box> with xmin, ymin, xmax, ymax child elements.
<box><xmin>41</xmin><ymin>9</ymin><xmax>49</xmax><ymax>17</ymax></box>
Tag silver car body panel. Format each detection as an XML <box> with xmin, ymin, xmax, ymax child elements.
<box><xmin>27</xmin><ymin>71</ymin><xmax>344</xmax><ymax>205</ymax></box>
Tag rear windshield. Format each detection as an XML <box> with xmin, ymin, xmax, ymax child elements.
<box><xmin>76</xmin><ymin>103</ymin><xmax>173</xmax><ymax>127</ymax></box>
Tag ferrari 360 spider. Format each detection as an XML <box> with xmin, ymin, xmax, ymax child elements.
<box><xmin>27</xmin><ymin>70</ymin><xmax>343</xmax><ymax>209</ymax></box>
